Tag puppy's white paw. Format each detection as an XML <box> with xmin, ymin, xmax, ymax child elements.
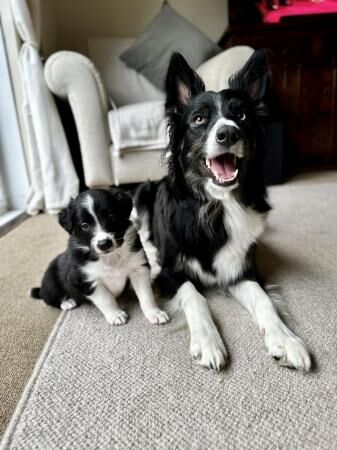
<box><xmin>190</xmin><ymin>328</ymin><xmax>227</xmax><ymax>371</ymax></box>
<box><xmin>145</xmin><ymin>308</ymin><xmax>170</xmax><ymax>325</ymax></box>
<box><xmin>61</xmin><ymin>299</ymin><xmax>77</xmax><ymax>311</ymax></box>
<box><xmin>264</xmin><ymin>325</ymin><xmax>311</xmax><ymax>371</ymax></box>
<box><xmin>107</xmin><ymin>309</ymin><xmax>128</xmax><ymax>326</ymax></box>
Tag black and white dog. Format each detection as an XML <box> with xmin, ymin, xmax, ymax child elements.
<box><xmin>31</xmin><ymin>188</ymin><xmax>169</xmax><ymax>325</ymax></box>
<box><xmin>133</xmin><ymin>50</ymin><xmax>311</xmax><ymax>371</ymax></box>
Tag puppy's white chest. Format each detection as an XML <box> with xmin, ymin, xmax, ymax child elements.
<box><xmin>99</xmin><ymin>262</ymin><xmax>128</xmax><ymax>296</ymax></box>
<box><xmin>83</xmin><ymin>249</ymin><xmax>147</xmax><ymax>297</ymax></box>
<box><xmin>83</xmin><ymin>257</ymin><xmax>128</xmax><ymax>297</ymax></box>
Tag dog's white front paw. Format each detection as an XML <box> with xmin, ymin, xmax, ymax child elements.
<box><xmin>145</xmin><ymin>308</ymin><xmax>170</xmax><ymax>325</ymax></box>
<box><xmin>190</xmin><ymin>328</ymin><xmax>227</xmax><ymax>371</ymax></box>
<box><xmin>61</xmin><ymin>298</ymin><xmax>77</xmax><ymax>311</ymax></box>
<box><xmin>107</xmin><ymin>309</ymin><xmax>128</xmax><ymax>326</ymax></box>
<box><xmin>264</xmin><ymin>325</ymin><xmax>311</xmax><ymax>371</ymax></box>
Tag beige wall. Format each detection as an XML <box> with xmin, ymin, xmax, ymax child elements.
<box><xmin>41</xmin><ymin>0</ymin><xmax>228</xmax><ymax>56</ymax></box>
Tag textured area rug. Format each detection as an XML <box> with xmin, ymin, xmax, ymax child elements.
<box><xmin>2</xmin><ymin>176</ymin><xmax>337</xmax><ymax>449</ymax></box>
<box><xmin>0</xmin><ymin>215</ymin><xmax>63</xmax><ymax>434</ymax></box>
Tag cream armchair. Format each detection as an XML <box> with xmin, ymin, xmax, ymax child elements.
<box><xmin>45</xmin><ymin>44</ymin><xmax>253</xmax><ymax>188</ymax></box>
<box><xmin>44</xmin><ymin>44</ymin><xmax>168</xmax><ymax>187</ymax></box>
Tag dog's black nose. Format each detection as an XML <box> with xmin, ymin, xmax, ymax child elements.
<box><xmin>97</xmin><ymin>238</ymin><xmax>113</xmax><ymax>251</ymax></box>
<box><xmin>216</xmin><ymin>126</ymin><xmax>240</xmax><ymax>147</ymax></box>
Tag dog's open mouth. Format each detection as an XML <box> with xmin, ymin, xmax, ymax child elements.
<box><xmin>205</xmin><ymin>153</ymin><xmax>238</xmax><ymax>186</ymax></box>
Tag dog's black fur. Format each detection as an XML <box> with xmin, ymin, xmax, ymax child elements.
<box><xmin>31</xmin><ymin>188</ymin><xmax>139</xmax><ymax>308</ymax></box>
<box><xmin>134</xmin><ymin>50</ymin><xmax>270</xmax><ymax>297</ymax></box>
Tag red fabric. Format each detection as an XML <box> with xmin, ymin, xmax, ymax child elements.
<box><xmin>258</xmin><ymin>0</ymin><xmax>337</xmax><ymax>24</ymax></box>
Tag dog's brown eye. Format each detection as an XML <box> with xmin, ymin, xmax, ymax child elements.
<box><xmin>81</xmin><ymin>223</ymin><xmax>89</xmax><ymax>231</ymax></box>
<box><xmin>237</xmin><ymin>112</ymin><xmax>246</xmax><ymax>121</ymax></box>
<box><xmin>192</xmin><ymin>114</ymin><xmax>205</xmax><ymax>125</ymax></box>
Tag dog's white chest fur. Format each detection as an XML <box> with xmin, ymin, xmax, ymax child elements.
<box><xmin>214</xmin><ymin>193</ymin><xmax>266</xmax><ymax>284</ymax></box>
<box><xmin>82</xmin><ymin>248</ymin><xmax>147</xmax><ymax>298</ymax></box>
<box><xmin>185</xmin><ymin>193</ymin><xmax>266</xmax><ymax>286</ymax></box>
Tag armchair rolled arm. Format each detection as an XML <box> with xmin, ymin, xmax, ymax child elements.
<box><xmin>44</xmin><ymin>51</ymin><xmax>113</xmax><ymax>187</ymax></box>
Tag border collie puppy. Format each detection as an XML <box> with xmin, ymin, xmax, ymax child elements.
<box><xmin>133</xmin><ymin>50</ymin><xmax>311</xmax><ymax>371</ymax></box>
<box><xmin>31</xmin><ymin>188</ymin><xmax>169</xmax><ymax>326</ymax></box>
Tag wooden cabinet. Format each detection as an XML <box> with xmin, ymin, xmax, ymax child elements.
<box><xmin>221</xmin><ymin>16</ymin><xmax>337</xmax><ymax>172</ymax></box>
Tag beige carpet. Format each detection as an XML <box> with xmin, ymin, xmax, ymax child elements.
<box><xmin>1</xmin><ymin>174</ymin><xmax>337</xmax><ymax>449</ymax></box>
<box><xmin>0</xmin><ymin>215</ymin><xmax>65</xmax><ymax>434</ymax></box>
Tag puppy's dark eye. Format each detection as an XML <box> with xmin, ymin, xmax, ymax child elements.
<box><xmin>192</xmin><ymin>114</ymin><xmax>206</xmax><ymax>126</ymax></box>
<box><xmin>81</xmin><ymin>223</ymin><xmax>89</xmax><ymax>231</ymax></box>
<box><xmin>237</xmin><ymin>112</ymin><xmax>246</xmax><ymax>121</ymax></box>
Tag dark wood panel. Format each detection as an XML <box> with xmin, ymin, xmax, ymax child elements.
<box><xmin>222</xmin><ymin>15</ymin><xmax>337</xmax><ymax>172</ymax></box>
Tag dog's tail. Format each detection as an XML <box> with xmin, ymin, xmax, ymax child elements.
<box><xmin>30</xmin><ymin>287</ymin><xmax>42</xmax><ymax>299</ymax></box>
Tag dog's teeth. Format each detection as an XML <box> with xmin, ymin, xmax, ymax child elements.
<box><xmin>206</xmin><ymin>159</ymin><xmax>211</xmax><ymax>168</ymax></box>
<box><xmin>234</xmin><ymin>169</ymin><xmax>238</xmax><ymax>177</ymax></box>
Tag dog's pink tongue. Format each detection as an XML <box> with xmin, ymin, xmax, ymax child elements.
<box><xmin>210</xmin><ymin>154</ymin><xmax>236</xmax><ymax>179</ymax></box>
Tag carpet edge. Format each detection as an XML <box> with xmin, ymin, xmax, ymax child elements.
<box><xmin>0</xmin><ymin>311</ymin><xmax>67</xmax><ymax>449</ymax></box>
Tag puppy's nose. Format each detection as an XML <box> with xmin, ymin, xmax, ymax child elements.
<box><xmin>97</xmin><ymin>238</ymin><xmax>113</xmax><ymax>251</ymax></box>
<box><xmin>216</xmin><ymin>126</ymin><xmax>240</xmax><ymax>147</ymax></box>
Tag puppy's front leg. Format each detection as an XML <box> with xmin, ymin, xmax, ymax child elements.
<box><xmin>88</xmin><ymin>283</ymin><xmax>128</xmax><ymax>325</ymax></box>
<box><xmin>129</xmin><ymin>266</ymin><xmax>169</xmax><ymax>324</ymax></box>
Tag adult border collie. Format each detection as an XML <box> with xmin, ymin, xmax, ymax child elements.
<box><xmin>133</xmin><ymin>50</ymin><xmax>311</xmax><ymax>371</ymax></box>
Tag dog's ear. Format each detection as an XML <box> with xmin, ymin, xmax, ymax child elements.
<box><xmin>58</xmin><ymin>199</ymin><xmax>74</xmax><ymax>234</ymax></box>
<box><xmin>228</xmin><ymin>49</ymin><xmax>269</xmax><ymax>101</ymax></box>
<box><xmin>165</xmin><ymin>52</ymin><xmax>205</xmax><ymax>112</ymax></box>
<box><xmin>108</xmin><ymin>187</ymin><xmax>133</xmax><ymax>218</ymax></box>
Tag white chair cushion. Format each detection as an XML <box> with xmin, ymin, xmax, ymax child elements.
<box><xmin>196</xmin><ymin>46</ymin><xmax>254</xmax><ymax>92</ymax></box>
<box><xmin>88</xmin><ymin>38</ymin><xmax>164</xmax><ymax>107</ymax></box>
<box><xmin>108</xmin><ymin>101</ymin><xmax>168</xmax><ymax>156</ymax></box>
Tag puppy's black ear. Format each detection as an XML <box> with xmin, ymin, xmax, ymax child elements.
<box><xmin>165</xmin><ymin>52</ymin><xmax>205</xmax><ymax>113</ymax></box>
<box><xmin>58</xmin><ymin>200</ymin><xmax>74</xmax><ymax>234</ymax></box>
<box><xmin>108</xmin><ymin>187</ymin><xmax>133</xmax><ymax>218</ymax></box>
<box><xmin>229</xmin><ymin>49</ymin><xmax>269</xmax><ymax>101</ymax></box>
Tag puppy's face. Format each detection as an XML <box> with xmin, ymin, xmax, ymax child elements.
<box><xmin>165</xmin><ymin>51</ymin><xmax>269</xmax><ymax>200</ymax></box>
<box><xmin>58</xmin><ymin>188</ymin><xmax>132</xmax><ymax>256</ymax></box>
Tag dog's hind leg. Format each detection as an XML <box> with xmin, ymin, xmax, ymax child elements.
<box><xmin>173</xmin><ymin>281</ymin><xmax>227</xmax><ymax>371</ymax></box>
<box><xmin>229</xmin><ymin>280</ymin><xmax>311</xmax><ymax>371</ymax></box>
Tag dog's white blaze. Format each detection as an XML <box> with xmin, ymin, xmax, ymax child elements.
<box><xmin>82</xmin><ymin>194</ymin><xmax>97</xmax><ymax>222</ymax></box>
<box><xmin>82</xmin><ymin>193</ymin><xmax>116</xmax><ymax>251</ymax></box>
<box><xmin>222</xmin><ymin>117</ymin><xmax>239</xmax><ymax>129</ymax></box>
<box><xmin>205</xmin><ymin>117</ymin><xmax>240</xmax><ymax>160</ymax></box>
<box><xmin>213</xmin><ymin>193</ymin><xmax>266</xmax><ymax>284</ymax></box>
<box><xmin>229</xmin><ymin>281</ymin><xmax>311</xmax><ymax>371</ymax></box>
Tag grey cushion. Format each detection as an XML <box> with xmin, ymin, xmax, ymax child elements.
<box><xmin>120</xmin><ymin>3</ymin><xmax>221</xmax><ymax>90</ymax></box>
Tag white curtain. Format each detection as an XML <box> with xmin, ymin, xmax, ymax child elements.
<box><xmin>10</xmin><ymin>0</ymin><xmax>79</xmax><ymax>214</ymax></box>
<box><xmin>20</xmin><ymin>43</ymin><xmax>79</xmax><ymax>214</ymax></box>
<box><xmin>0</xmin><ymin>170</ymin><xmax>7</xmax><ymax>214</ymax></box>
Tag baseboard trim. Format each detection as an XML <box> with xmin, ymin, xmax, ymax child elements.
<box><xmin>0</xmin><ymin>211</ymin><xmax>27</xmax><ymax>237</ymax></box>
